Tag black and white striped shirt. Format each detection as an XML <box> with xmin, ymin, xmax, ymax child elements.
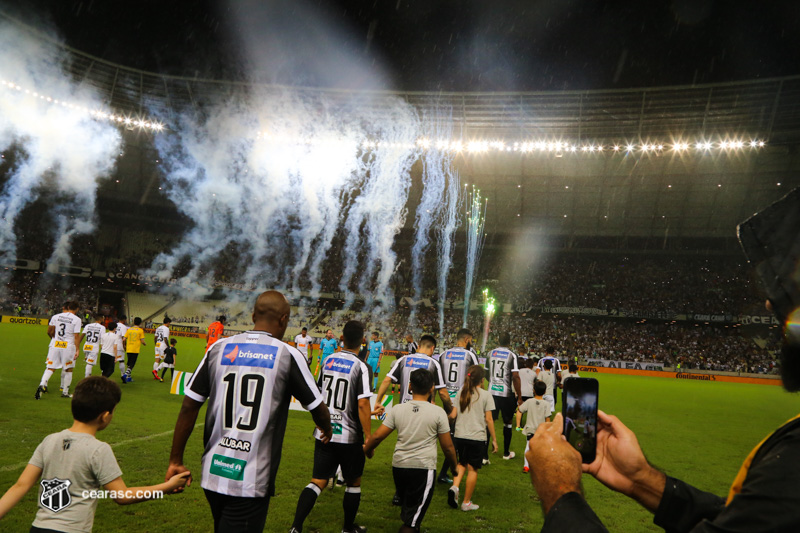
<box><xmin>186</xmin><ymin>330</ymin><xmax>322</xmax><ymax>498</ymax></box>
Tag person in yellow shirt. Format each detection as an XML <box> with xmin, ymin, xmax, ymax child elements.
<box><xmin>122</xmin><ymin>317</ymin><xmax>146</xmax><ymax>383</ymax></box>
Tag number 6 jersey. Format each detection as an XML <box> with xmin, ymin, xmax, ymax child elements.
<box><xmin>313</xmin><ymin>350</ymin><xmax>371</xmax><ymax>444</ymax></box>
<box><xmin>185</xmin><ymin>330</ymin><xmax>323</xmax><ymax>498</ymax></box>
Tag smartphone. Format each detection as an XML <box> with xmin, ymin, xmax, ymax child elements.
<box><xmin>737</xmin><ymin>187</ymin><xmax>800</xmax><ymax>334</ymax></box>
<box><xmin>562</xmin><ymin>377</ymin><xmax>599</xmax><ymax>463</ymax></box>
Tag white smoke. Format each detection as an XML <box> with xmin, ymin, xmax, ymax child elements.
<box><xmin>0</xmin><ymin>20</ymin><xmax>121</xmax><ymax>289</ymax></box>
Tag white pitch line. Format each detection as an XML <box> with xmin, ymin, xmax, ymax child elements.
<box><xmin>0</xmin><ymin>423</ymin><xmax>203</xmax><ymax>473</ymax></box>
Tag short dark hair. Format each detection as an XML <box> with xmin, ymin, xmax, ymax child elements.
<box><xmin>219</xmin><ymin>315</ymin><xmax>226</xmax><ymax>323</ymax></box>
<box><xmin>163</xmin><ymin>316</ymin><xmax>172</xmax><ymax>324</ymax></box>
<box><xmin>525</xmin><ymin>358</ymin><xmax>535</xmax><ymax>369</ymax></box>
<box><xmin>106</xmin><ymin>321</ymin><xmax>117</xmax><ymax>332</ymax></box>
<box><xmin>569</xmin><ymin>364</ymin><xmax>578</xmax><ymax>373</ymax></box>
<box><xmin>419</xmin><ymin>335</ymin><xmax>437</xmax><ymax>350</ymax></box>
<box><xmin>170</xmin><ymin>338</ymin><xmax>177</xmax><ymax>345</ymax></box>
<box><xmin>456</xmin><ymin>328</ymin><xmax>473</xmax><ymax>341</ymax></box>
<box><xmin>409</xmin><ymin>368</ymin><xmax>434</xmax><ymax>395</ymax></box>
<box><xmin>72</xmin><ymin>377</ymin><xmax>122</xmax><ymax>422</ymax></box>
<box><xmin>133</xmin><ymin>317</ymin><xmax>142</xmax><ymax>326</ymax></box>
<box><xmin>545</xmin><ymin>346</ymin><xmax>555</xmax><ymax>355</ymax></box>
<box><xmin>499</xmin><ymin>332</ymin><xmax>511</xmax><ymax>346</ymax></box>
<box><xmin>534</xmin><ymin>380</ymin><xmax>547</xmax><ymax>396</ymax></box>
<box><xmin>302</xmin><ymin>327</ymin><xmax>307</xmax><ymax>331</ymax></box>
<box><xmin>68</xmin><ymin>301</ymin><xmax>80</xmax><ymax>311</ymax></box>
<box><xmin>343</xmin><ymin>320</ymin><xmax>365</xmax><ymax>350</ymax></box>
<box><xmin>544</xmin><ymin>359</ymin><xmax>553</xmax><ymax>370</ymax></box>
<box><xmin>93</xmin><ymin>313</ymin><xmax>104</xmax><ymax>321</ymax></box>
<box><xmin>372</xmin><ymin>331</ymin><xmax>379</xmax><ymax>337</ymax></box>
<box><xmin>119</xmin><ymin>314</ymin><xmax>127</xmax><ymax>320</ymax></box>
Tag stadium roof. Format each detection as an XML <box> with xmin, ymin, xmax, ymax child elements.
<box><xmin>5</xmin><ymin>12</ymin><xmax>800</xmax><ymax>242</ymax></box>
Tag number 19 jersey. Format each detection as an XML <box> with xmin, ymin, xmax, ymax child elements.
<box><xmin>314</xmin><ymin>350</ymin><xmax>371</xmax><ymax>444</ymax></box>
<box><xmin>186</xmin><ymin>330</ymin><xmax>323</xmax><ymax>498</ymax></box>
<box><xmin>439</xmin><ymin>347</ymin><xmax>479</xmax><ymax>397</ymax></box>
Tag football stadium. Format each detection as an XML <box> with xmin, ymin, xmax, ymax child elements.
<box><xmin>1</xmin><ymin>2</ymin><xmax>800</xmax><ymax>532</ymax></box>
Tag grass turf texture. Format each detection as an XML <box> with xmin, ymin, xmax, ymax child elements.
<box><xmin>1</xmin><ymin>321</ymin><xmax>799</xmax><ymax>532</ymax></box>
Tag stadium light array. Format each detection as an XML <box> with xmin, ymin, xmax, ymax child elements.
<box><xmin>0</xmin><ymin>79</ymin><xmax>165</xmax><ymax>132</ymax></box>
<box><xmin>255</xmin><ymin>131</ymin><xmax>768</xmax><ymax>156</ymax></box>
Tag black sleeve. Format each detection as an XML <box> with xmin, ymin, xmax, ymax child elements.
<box><xmin>541</xmin><ymin>492</ymin><xmax>609</xmax><ymax>533</ymax></box>
<box><xmin>653</xmin><ymin>477</ymin><xmax>725</xmax><ymax>533</ymax></box>
<box><xmin>655</xmin><ymin>426</ymin><xmax>800</xmax><ymax>532</ymax></box>
<box><xmin>287</xmin><ymin>350</ymin><xmax>323</xmax><ymax>410</ymax></box>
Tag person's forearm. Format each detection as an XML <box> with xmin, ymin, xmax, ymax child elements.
<box><xmin>438</xmin><ymin>390</ymin><xmax>453</xmax><ymax>414</ymax></box>
<box><xmin>358</xmin><ymin>402</ymin><xmax>372</xmax><ymax>441</ymax></box>
<box><xmin>375</xmin><ymin>378</ymin><xmax>391</xmax><ymax>404</ymax></box>
<box><xmin>513</xmin><ymin>375</ymin><xmax>521</xmax><ymax>399</ymax></box>
<box><xmin>444</xmin><ymin>442</ymin><xmax>458</xmax><ymax>471</ymax></box>
<box><xmin>628</xmin><ymin>465</ymin><xmax>667</xmax><ymax>513</ymax></box>
<box><xmin>311</xmin><ymin>403</ymin><xmax>332</xmax><ymax>434</ymax></box>
<box><xmin>0</xmin><ymin>483</ymin><xmax>29</xmax><ymax>519</ymax></box>
<box><xmin>169</xmin><ymin>401</ymin><xmax>201</xmax><ymax>465</ymax></box>
<box><xmin>113</xmin><ymin>481</ymin><xmax>175</xmax><ymax>505</ymax></box>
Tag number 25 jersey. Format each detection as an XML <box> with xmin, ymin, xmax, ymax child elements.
<box><xmin>314</xmin><ymin>350</ymin><xmax>371</xmax><ymax>444</ymax></box>
<box><xmin>186</xmin><ymin>330</ymin><xmax>323</xmax><ymax>498</ymax></box>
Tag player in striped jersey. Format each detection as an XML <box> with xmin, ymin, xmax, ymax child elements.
<box><xmin>81</xmin><ymin>313</ymin><xmax>106</xmax><ymax>378</ymax></box>
<box><xmin>485</xmin><ymin>333</ymin><xmax>521</xmax><ymax>460</ymax></box>
<box><xmin>537</xmin><ymin>346</ymin><xmax>562</xmax><ymax>409</ymax></box>
<box><xmin>166</xmin><ymin>291</ymin><xmax>331</xmax><ymax>533</ymax></box>
<box><xmin>36</xmin><ymin>301</ymin><xmax>82</xmax><ymax>399</ymax></box>
<box><xmin>375</xmin><ymin>336</ymin><xmax>451</xmax><ymax>411</ymax></box>
<box><xmin>152</xmin><ymin>317</ymin><xmax>171</xmax><ymax>380</ymax></box>
<box><xmin>290</xmin><ymin>321</ymin><xmax>372</xmax><ymax>533</ymax></box>
<box><xmin>436</xmin><ymin>328</ymin><xmax>478</xmax><ymax>482</ymax></box>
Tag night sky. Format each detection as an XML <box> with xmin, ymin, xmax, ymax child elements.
<box><xmin>5</xmin><ymin>0</ymin><xmax>800</xmax><ymax>92</ymax></box>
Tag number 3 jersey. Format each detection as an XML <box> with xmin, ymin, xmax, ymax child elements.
<box><xmin>185</xmin><ymin>330</ymin><xmax>323</xmax><ymax>498</ymax></box>
<box><xmin>485</xmin><ymin>346</ymin><xmax>520</xmax><ymax>398</ymax></box>
<box><xmin>439</xmin><ymin>347</ymin><xmax>479</xmax><ymax>397</ymax></box>
<box><xmin>313</xmin><ymin>350</ymin><xmax>371</xmax><ymax>444</ymax></box>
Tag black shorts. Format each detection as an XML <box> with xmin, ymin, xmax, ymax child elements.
<box><xmin>454</xmin><ymin>438</ymin><xmax>484</xmax><ymax>470</ymax></box>
<box><xmin>312</xmin><ymin>440</ymin><xmax>365</xmax><ymax>482</ymax></box>
<box><xmin>203</xmin><ymin>489</ymin><xmax>271</xmax><ymax>533</ymax></box>
<box><xmin>492</xmin><ymin>395</ymin><xmax>517</xmax><ymax>423</ymax></box>
<box><xmin>392</xmin><ymin>467</ymin><xmax>435</xmax><ymax>529</ymax></box>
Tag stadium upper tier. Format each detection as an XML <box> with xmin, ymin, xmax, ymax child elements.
<box><xmin>5</xmin><ymin>11</ymin><xmax>800</xmax><ymax>145</ymax></box>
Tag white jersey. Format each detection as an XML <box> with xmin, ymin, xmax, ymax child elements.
<box><xmin>82</xmin><ymin>323</ymin><xmax>106</xmax><ymax>355</ymax></box>
<box><xmin>154</xmin><ymin>325</ymin><xmax>170</xmax><ymax>353</ymax></box>
<box><xmin>293</xmin><ymin>334</ymin><xmax>313</xmax><ymax>355</ymax></box>
<box><xmin>486</xmin><ymin>346</ymin><xmax>520</xmax><ymax>398</ymax></box>
<box><xmin>314</xmin><ymin>350</ymin><xmax>371</xmax><ymax>444</ymax></box>
<box><xmin>49</xmin><ymin>312</ymin><xmax>82</xmax><ymax>348</ymax></box>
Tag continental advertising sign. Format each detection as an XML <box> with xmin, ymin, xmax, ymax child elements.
<box><xmin>579</xmin><ymin>365</ymin><xmax>780</xmax><ymax>386</ymax></box>
<box><xmin>1</xmin><ymin>315</ymin><xmax>47</xmax><ymax>326</ymax></box>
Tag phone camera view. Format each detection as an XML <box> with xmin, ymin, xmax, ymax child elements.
<box><xmin>563</xmin><ymin>378</ymin><xmax>598</xmax><ymax>463</ymax></box>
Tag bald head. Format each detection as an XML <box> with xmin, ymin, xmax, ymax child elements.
<box><xmin>252</xmin><ymin>291</ymin><xmax>291</xmax><ymax>337</ymax></box>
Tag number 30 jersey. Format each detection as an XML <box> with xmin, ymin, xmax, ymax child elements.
<box><xmin>186</xmin><ymin>330</ymin><xmax>323</xmax><ymax>498</ymax></box>
<box><xmin>313</xmin><ymin>350</ymin><xmax>371</xmax><ymax>444</ymax></box>
<box><xmin>439</xmin><ymin>347</ymin><xmax>480</xmax><ymax>397</ymax></box>
<box><xmin>485</xmin><ymin>346</ymin><xmax>520</xmax><ymax>398</ymax></box>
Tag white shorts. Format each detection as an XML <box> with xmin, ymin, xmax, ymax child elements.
<box><xmin>160</xmin><ymin>363</ymin><xmax>174</xmax><ymax>369</ymax></box>
<box><xmin>46</xmin><ymin>346</ymin><xmax>76</xmax><ymax>370</ymax></box>
<box><xmin>115</xmin><ymin>339</ymin><xmax>125</xmax><ymax>361</ymax></box>
<box><xmin>543</xmin><ymin>394</ymin><xmax>555</xmax><ymax>415</ymax></box>
<box><xmin>84</xmin><ymin>350</ymin><xmax>100</xmax><ymax>365</ymax></box>
<box><xmin>154</xmin><ymin>345</ymin><xmax>166</xmax><ymax>359</ymax></box>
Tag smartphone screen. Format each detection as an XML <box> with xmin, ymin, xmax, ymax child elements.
<box><xmin>562</xmin><ymin>377</ymin><xmax>599</xmax><ymax>463</ymax></box>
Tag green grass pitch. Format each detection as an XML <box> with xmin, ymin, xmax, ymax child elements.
<box><xmin>1</xmin><ymin>321</ymin><xmax>799</xmax><ymax>532</ymax></box>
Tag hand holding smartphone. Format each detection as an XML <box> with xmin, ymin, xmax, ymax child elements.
<box><xmin>562</xmin><ymin>377</ymin><xmax>599</xmax><ymax>463</ymax></box>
